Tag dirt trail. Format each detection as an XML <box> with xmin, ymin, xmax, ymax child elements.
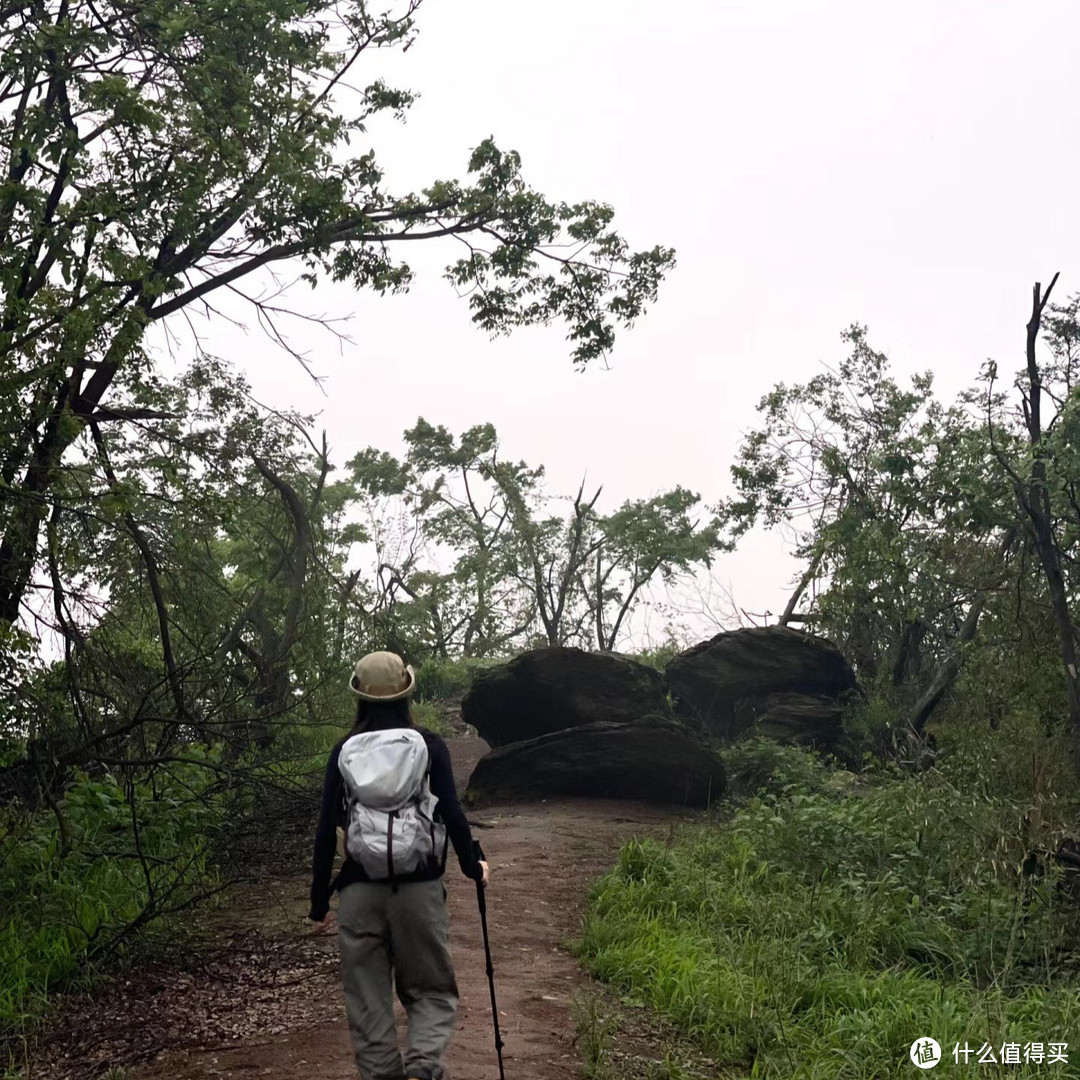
<box><xmin>31</xmin><ymin>736</ymin><xmax>688</xmax><ymax>1080</ymax></box>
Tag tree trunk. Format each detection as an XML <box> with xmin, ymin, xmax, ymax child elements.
<box><xmin>904</xmin><ymin>527</ymin><xmax>1017</xmax><ymax>735</ymax></box>
<box><xmin>906</xmin><ymin>597</ymin><xmax>986</xmax><ymax>735</ymax></box>
<box><xmin>892</xmin><ymin>619</ymin><xmax>927</xmax><ymax>687</ymax></box>
<box><xmin>1018</xmin><ymin>276</ymin><xmax>1080</xmax><ymax>771</ymax></box>
<box><xmin>0</xmin><ymin>310</ymin><xmax>145</xmax><ymax>627</ymax></box>
<box><xmin>593</xmin><ymin>547</ymin><xmax>605</xmax><ymax>650</ymax></box>
<box><xmin>778</xmin><ymin>549</ymin><xmax>822</xmax><ymax>627</ymax></box>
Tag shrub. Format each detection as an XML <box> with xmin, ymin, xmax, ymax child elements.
<box><xmin>724</xmin><ymin>738</ymin><xmax>832</xmax><ymax>797</ymax></box>
<box><xmin>412</xmin><ymin>656</ymin><xmax>498</xmax><ymax>702</ymax></box>
<box><xmin>0</xmin><ymin>758</ymin><xmax>226</xmax><ymax>1049</ymax></box>
<box><xmin>410</xmin><ymin>700</ymin><xmax>452</xmax><ymax>737</ymax></box>
<box><xmin>633</xmin><ymin>642</ymin><xmax>683</xmax><ymax>673</ymax></box>
<box><xmin>833</xmin><ymin>695</ymin><xmax>909</xmax><ymax>768</ymax></box>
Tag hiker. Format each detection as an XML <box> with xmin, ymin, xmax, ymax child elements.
<box><xmin>309</xmin><ymin>651</ymin><xmax>490</xmax><ymax>1080</ymax></box>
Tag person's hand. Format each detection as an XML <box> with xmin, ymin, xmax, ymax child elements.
<box><xmin>309</xmin><ymin>911</ymin><xmax>337</xmax><ymax>935</ymax></box>
<box><xmin>479</xmin><ymin>860</ymin><xmax>490</xmax><ymax>888</ymax></box>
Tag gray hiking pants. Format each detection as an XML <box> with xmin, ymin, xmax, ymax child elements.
<box><xmin>338</xmin><ymin>878</ymin><xmax>459</xmax><ymax>1080</ymax></box>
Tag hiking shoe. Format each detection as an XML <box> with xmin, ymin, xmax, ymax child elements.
<box><xmin>405</xmin><ymin>1064</ymin><xmax>444</xmax><ymax>1080</ymax></box>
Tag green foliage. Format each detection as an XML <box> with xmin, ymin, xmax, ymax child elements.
<box><xmin>578</xmin><ymin>744</ymin><xmax>1080</xmax><ymax>1078</ymax></box>
<box><xmin>347</xmin><ymin>419</ymin><xmax>721</xmax><ymax>654</ymax></box>
<box><xmin>590</xmin><ymin>490</ymin><xmax>722</xmax><ymax>651</ymax></box>
<box><xmin>833</xmin><ymin>696</ymin><xmax>916</xmax><ymax>769</ymax></box>
<box><xmin>631</xmin><ymin>641</ymin><xmax>684</xmax><ymax>673</ymax></box>
<box><xmin>718</xmin><ymin>301</ymin><xmax>1080</xmax><ymax>764</ymax></box>
<box><xmin>719</xmin><ymin>326</ymin><xmax>1017</xmax><ymax>685</ymax></box>
<box><xmin>0</xmin><ymin>761</ymin><xmax>226</xmax><ymax>1045</ymax></box>
<box><xmin>724</xmin><ymin>736</ymin><xmax>832</xmax><ymax>797</ymax></box>
<box><xmin>572</xmin><ymin>991</ymin><xmax>619</xmax><ymax>1080</ymax></box>
<box><xmin>413</xmin><ymin>656</ymin><xmax>493</xmax><ymax>702</ymax></box>
<box><xmin>346</xmin><ymin>420</ymin><xmax>538</xmax><ymax>657</ymax></box>
<box><xmin>0</xmin><ymin>0</ymin><xmax>673</xmax><ymax>686</ymax></box>
<box><xmin>408</xmin><ymin>700</ymin><xmax>451</xmax><ymax>738</ymax></box>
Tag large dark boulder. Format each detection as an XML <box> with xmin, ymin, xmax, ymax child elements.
<box><xmin>465</xmin><ymin>716</ymin><xmax>725</xmax><ymax>808</ymax></box>
<box><xmin>461</xmin><ymin>647</ymin><xmax>670</xmax><ymax>748</ymax></box>
<box><xmin>751</xmin><ymin>692</ymin><xmax>845</xmax><ymax>745</ymax></box>
<box><xmin>666</xmin><ymin>626</ymin><xmax>856</xmax><ymax>744</ymax></box>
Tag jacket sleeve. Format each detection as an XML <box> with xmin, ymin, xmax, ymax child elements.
<box><xmin>309</xmin><ymin>744</ymin><xmax>343</xmax><ymax>920</ymax></box>
<box><xmin>426</xmin><ymin>734</ymin><xmax>483</xmax><ymax>881</ymax></box>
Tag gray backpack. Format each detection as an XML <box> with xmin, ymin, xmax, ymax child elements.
<box><xmin>338</xmin><ymin>728</ymin><xmax>447</xmax><ymax>881</ymax></box>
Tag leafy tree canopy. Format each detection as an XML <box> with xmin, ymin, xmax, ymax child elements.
<box><xmin>0</xmin><ymin>0</ymin><xmax>675</xmax><ymax>631</ymax></box>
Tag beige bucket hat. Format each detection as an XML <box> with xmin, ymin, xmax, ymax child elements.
<box><xmin>349</xmin><ymin>651</ymin><xmax>416</xmax><ymax>701</ymax></box>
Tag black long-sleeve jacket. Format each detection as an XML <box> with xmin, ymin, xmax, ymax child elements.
<box><xmin>309</xmin><ymin>726</ymin><xmax>482</xmax><ymax>920</ymax></box>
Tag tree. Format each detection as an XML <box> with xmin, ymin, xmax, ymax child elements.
<box><xmin>721</xmin><ymin>327</ymin><xmax>1022</xmax><ymax>723</ymax></box>
<box><xmin>0</xmin><ymin>0</ymin><xmax>675</xmax><ymax>637</ymax></box>
<box><xmin>583</xmin><ymin>488</ymin><xmax>722</xmax><ymax>651</ymax></box>
<box><xmin>11</xmin><ymin>355</ymin><xmax>348</xmax><ymax>763</ymax></box>
<box><xmin>346</xmin><ymin>419</ymin><xmax>722</xmax><ymax>654</ymax></box>
<box><xmin>989</xmin><ymin>276</ymin><xmax>1080</xmax><ymax>769</ymax></box>
<box><xmin>494</xmin><ymin>471</ymin><xmax>602</xmax><ymax>648</ymax></box>
<box><xmin>347</xmin><ymin>419</ymin><xmax>537</xmax><ymax>657</ymax></box>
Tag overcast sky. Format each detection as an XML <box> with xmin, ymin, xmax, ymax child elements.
<box><xmin>160</xmin><ymin>0</ymin><xmax>1080</xmax><ymax>637</ymax></box>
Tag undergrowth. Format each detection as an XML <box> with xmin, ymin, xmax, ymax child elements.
<box><xmin>412</xmin><ymin>656</ymin><xmax>499</xmax><ymax>702</ymax></box>
<box><xmin>410</xmin><ymin>699</ymin><xmax>453</xmax><ymax>737</ymax></box>
<box><xmin>578</xmin><ymin>733</ymin><xmax>1080</xmax><ymax>1078</ymax></box>
<box><xmin>0</xmin><ymin>683</ymin><xmax>459</xmax><ymax>1064</ymax></box>
<box><xmin>0</xmin><ymin>755</ymin><xmax>227</xmax><ymax>1060</ymax></box>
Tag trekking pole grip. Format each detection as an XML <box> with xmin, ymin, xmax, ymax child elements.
<box><xmin>472</xmin><ymin>839</ymin><xmax>487</xmax><ymax>914</ymax></box>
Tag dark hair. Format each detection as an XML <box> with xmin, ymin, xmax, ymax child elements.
<box><xmin>353</xmin><ymin>696</ymin><xmax>413</xmax><ymax>733</ymax></box>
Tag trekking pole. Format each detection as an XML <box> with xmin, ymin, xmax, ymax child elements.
<box><xmin>473</xmin><ymin>840</ymin><xmax>506</xmax><ymax>1080</ymax></box>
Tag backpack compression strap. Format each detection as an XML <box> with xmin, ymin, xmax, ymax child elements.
<box><xmin>386</xmin><ymin>810</ymin><xmax>399</xmax><ymax>893</ymax></box>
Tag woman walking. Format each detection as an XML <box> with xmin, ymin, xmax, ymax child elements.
<box><xmin>309</xmin><ymin>651</ymin><xmax>489</xmax><ymax>1080</ymax></box>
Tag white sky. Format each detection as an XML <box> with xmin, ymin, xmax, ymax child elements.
<box><xmin>165</xmin><ymin>0</ymin><xmax>1080</xmax><ymax>635</ymax></box>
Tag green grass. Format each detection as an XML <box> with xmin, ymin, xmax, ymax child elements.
<box><xmin>577</xmin><ymin>740</ymin><xmax>1080</xmax><ymax>1078</ymax></box>
<box><xmin>410</xmin><ymin>699</ymin><xmax>453</xmax><ymax>737</ymax></box>
<box><xmin>573</xmin><ymin>990</ymin><xmax>619</xmax><ymax>1080</ymax></box>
